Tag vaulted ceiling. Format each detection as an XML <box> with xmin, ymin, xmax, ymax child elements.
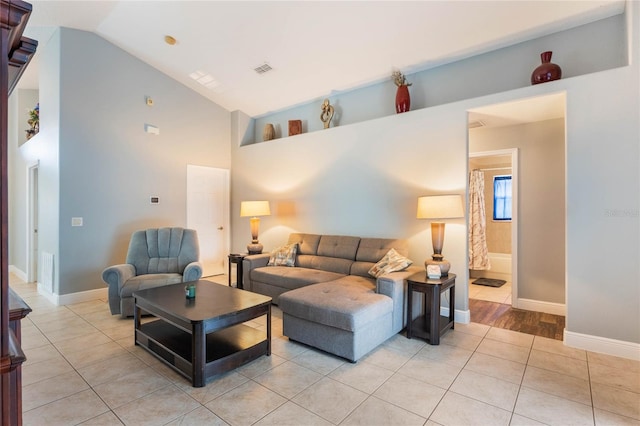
<box><xmin>21</xmin><ymin>1</ymin><xmax>624</xmax><ymax>118</ymax></box>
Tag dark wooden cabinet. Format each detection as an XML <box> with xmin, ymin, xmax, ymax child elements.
<box><xmin>5</xmin><ymin>290</ymin><xmax>31</xmax><ymax>424</ymax></box>
<box><xmin>1</xmin><ymin>1</ymin><xmax>37</xmax><ymax>424</ymax></box>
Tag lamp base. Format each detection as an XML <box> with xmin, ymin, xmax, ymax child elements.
<box><xmin>425</xmin><ymin>257</ymin><xmax>451</xmax><ymax>276</ymax></box>
<box><xmin>247</xmin><ymin>242</ymin><xmax>264</xmax><ymax>255</ymax></box>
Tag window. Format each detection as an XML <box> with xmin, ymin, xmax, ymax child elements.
<box><xmin>493</xmin><ymin>175</ymin><xmax>512</xmax><ymax>221</ymax></box>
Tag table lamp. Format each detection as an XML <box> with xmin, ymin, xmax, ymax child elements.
<box><xmin>416</xmin><ymin>195</ymin><xmax>464</xmax><ymax>276</ymax></box>
<box><xmin>240</xmin><ymin>201</ymin><xmax>271</xmax><ymax>254</ymax></box>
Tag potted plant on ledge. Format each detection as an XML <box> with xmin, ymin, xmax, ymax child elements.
<box><xmin>25</xmin><ymin>103</ymin><xmax>39</xmax><ymax>140</ymax></box>
<box><xmin>392</xmin><ymin>71</ymin><xmax>412</xmax><ymax>114</ymax></box>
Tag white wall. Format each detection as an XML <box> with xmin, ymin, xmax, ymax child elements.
<box><xmin>564</xmin><ymin>67</ymin><xmax>639</xmax><ymax>345</ymax></box>
<box><xmin>233</xmin><ymin>104</ymin><xmax>472</xmax><ymax>314</ymax></box>
<box><xmin>231</xmin><ymin>7</ymin><xmax>640</xmax><ymax>349</ymax></box>
<box><xmin>8</xmin><ymin>88</ymin><xmax>39</xmax><ymax>277</ymax></box>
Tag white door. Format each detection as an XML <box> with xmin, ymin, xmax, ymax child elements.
<box><xmin>27</xmin><ymin>163</ymin><xmax>39</xmax><ymax>283</ymax></box>
<box><xmin>187</xmin><ymin>165</ymin><xmax>229</xmax><ymax>277</ymax></box>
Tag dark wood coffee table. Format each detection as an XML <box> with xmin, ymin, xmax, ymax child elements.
<box><xmin>133</xmin><ymin>280</ymin><xmax>271</xmax><ymax>387</ymax></box>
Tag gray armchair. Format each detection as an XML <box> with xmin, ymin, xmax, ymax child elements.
<box><xmin>102</xmin><ymin>227</ymin><xmax>203</xmax><ymax>317</ymax></box>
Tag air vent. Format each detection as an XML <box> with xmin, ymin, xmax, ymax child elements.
<box><xmin>253</xmin><ymin>63</ymin><xmax>273</xmax><ymax>74</ymax></box>
<box><xmin>468</xmin><ymin>120</ymin><xmax>485</xmax><ymax>129</ymax></box>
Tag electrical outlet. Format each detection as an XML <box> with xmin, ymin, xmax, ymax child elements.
<box><xmin>71</xmin><ymin>217</ymin><xmax>83</xmax><ymax>227</ymax></box>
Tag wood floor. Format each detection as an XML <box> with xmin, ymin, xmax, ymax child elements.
<box><xmin>469</xmin><ymin>298</ymin><xmax>565</xmax><ymax>340</ymax></box>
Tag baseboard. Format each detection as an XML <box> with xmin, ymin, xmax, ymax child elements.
<box><xmin>9</xmin><ymin>265</ymin><xmax>27</xmax><ymax>282</ymax></box>
<box><xmin>57</xmin><ymin>287</ymin><xmax>108</xmax><ymax>305</ymax></box>
<box><xmin>564</xmin><ymin>329</ymin><xmax>640</xmax><ymax>361</ymax></box>
<box><xmin>36</xmin><ymin>282</ymin><xmax>58</xmax><ymax>305</ymax></box>
<box><xmin>441</xmin><ymin>306</ymin><xmax>471</xmax><ymax>324</ymax></box>
<box><xmin>37</xmin><ymin>283</ymin><xmax>108</xmax><ymax>306</ymax></box>
<box><xmin>516</xmin><ymin>298</ymin><xmax>565</xmax><ymax>316</ymax></box>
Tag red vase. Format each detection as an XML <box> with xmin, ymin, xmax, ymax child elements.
<box><xmin>395</xmin><ymin>85</ymin><xmax>410</xmax><ymax>113</ymax></box>
<box><xmin>531</xmin><ymin>51</ymin><xmax>562</xmax><ymax>85</ymax></box>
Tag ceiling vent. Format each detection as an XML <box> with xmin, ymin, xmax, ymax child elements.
<box><xmin>468</xmin><ymin>120</ymin><xmax>485</xmax><ymax>129</ymax></box>
<box><xmin>253</xmin><ymin>63</ymin><xmax>273</xmax><ymax>75</ymax></box>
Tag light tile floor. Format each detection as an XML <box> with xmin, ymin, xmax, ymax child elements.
<box><xmin>470</xmin><ymin>280</ymin><xmax>512</xmax><ymax>305</ymax></box>
<box><xmin>12</xmin><ymin>274</ymin><xmax>640</xmax><ymax>426</ymax></box>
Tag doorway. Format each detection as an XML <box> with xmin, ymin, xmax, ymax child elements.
<box><xmin>186</xmin><ymin>165</ymin><xmax>230</xmax><ymax>277</ymax></box>
<box><xmin>467</xmin><ymin>92</ymin><xmax>567</xmax><ymax>319</ymax></box>
<box><xmin>468</xmin><ymin>150</ymin><xmax>518</xmax><ymax>306</ymax></box>
<box><xmin>27</xmin><ymin>162</ymin><xmax>39</xmax><ymax>283</ymax></box>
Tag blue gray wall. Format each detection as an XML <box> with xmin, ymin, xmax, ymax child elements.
<box><xmin>15</xmin><ymin>28</ymin><xmax>231</xmax><ymax>295</ymax></box>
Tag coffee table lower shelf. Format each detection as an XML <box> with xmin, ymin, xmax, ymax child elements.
<box><xmin>136</xmin><ymin>319</ymin><xmax>268</xmax><ymax>386</ymax></box>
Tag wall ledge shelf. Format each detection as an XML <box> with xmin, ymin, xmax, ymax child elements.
<box><xmin>239</xmin><ymin>12</ymin><xmax>627</xmax><ymax>147</ymax></box>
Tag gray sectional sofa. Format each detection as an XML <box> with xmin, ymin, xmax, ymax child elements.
<box><xmin>243</xmin><ymin>233</ymin><xmax>420</xmax><ymax>361</ymax></box>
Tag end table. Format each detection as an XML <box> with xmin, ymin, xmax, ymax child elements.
<box><xmin>228</xmin><ymin>254</ymin><xmax>247</xmax><ymax>289</ymax></box>
<box><xmin>406</xmin><ymin>272</ymin><xmax>456</xmax><ymax>345</ymax></box>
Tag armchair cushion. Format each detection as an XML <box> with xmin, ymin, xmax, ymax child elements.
<box><xmin>119</xmin><ymin>273</ymin><xmax>184</xmax><ymax>298</ymax></box>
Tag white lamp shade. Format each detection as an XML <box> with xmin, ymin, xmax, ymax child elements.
<box><xmin>416</xmin><ymin>195</ymin><xmax>463</xmax><ymax>219</ymax></box>
<box><xmin>240</xmin><ymin>201</ymin><xmax>271</xmax><ymax>217</ymax></box>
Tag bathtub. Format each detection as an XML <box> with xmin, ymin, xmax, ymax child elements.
<box><xmin>470</xmin><ymin>252</ymin><xmax>511</xmax><ymax>280</ymax></box>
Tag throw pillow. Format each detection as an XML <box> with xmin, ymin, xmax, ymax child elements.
<box><xmin>267</xmin><ymin>243</ymin><xmax>298</xmax><ymax>267</ymax></box>
<box><xmin>368</xmin><ymin>248</ymin><xmax>412</xmax><ymax>278</ymax></box>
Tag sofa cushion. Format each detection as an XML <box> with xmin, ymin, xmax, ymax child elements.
<box><xmin>250</xmin><ymin>266</ymin><xmax>346</xmax><ymax>291</ymax></box>
<box><xmin>287</xmin><ymin>233</ymin><xmax>321</xmax><ymax>255</ymax></box>
<box><xmin>279</xmin><ymin>277</ymin><xmax>392</xmax><ymax>332</ymax></box>
<box><xmin>297</xmin><ymin>255</ymin><xmax>354</xmax><ymax>275</ymax></box>
<box><xmin>121</xmin><ymin>273</ymin><xmax>183</xmax><ymax>297</ymax></box>
<box><xmin>268</xmin><ymin>243</ymin><xmax>298</xmax><ymax>267</ymax></box>
<box><xmin>317</xmin><ymin>235</ymin><xmax>360</xmax><ymax>260</ymax></box>
<box><xmin>350</xmin><ymin>261</ymin><xmax>377</xmax><ymax>278</ymax></box>
<box><xmin>356</xmin><ymin>237</ymin><xmax>409</xmax><ymax>262</ymax></box>
<box><xmin>368</xmin><ymin>248</ymin><xmax>413</xmax><ymax>278</ymax></box>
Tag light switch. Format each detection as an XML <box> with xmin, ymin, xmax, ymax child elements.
<box><xmin>71</xmin><ymin>217</ymin><xmax>83</xmax><ymax>227</ymax></box>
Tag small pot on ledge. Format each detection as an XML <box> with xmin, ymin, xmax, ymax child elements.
<box><xmin>395</xmin><ymin>85</ymin><xmax>411</xmax><ymax>113</ymax></box>
<box><xmin>392</xmin><ymin>71</ymin><xmax>412</xmax><ymax>114</ymax></box>
<box><xmin>531</xmin><ymin>51</ymin><xmax>562</xmax><ymax>85</ymax></box>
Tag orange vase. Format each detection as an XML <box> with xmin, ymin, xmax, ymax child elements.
<box><xmin>395</xmin><ymin>85</ymin><xmax>411</xmax><ymax>113</ymax></box>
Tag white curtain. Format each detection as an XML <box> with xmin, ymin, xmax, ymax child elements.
<box><xmin>468</xmin><ymin>170</ymin><xmax>491</xmax><ymax>270</ymax></box>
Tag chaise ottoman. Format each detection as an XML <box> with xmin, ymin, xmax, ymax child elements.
<box><xmin>278</xmin><ymin>275</ymin><xmax>394</xmax><ymax>362</ymax></box>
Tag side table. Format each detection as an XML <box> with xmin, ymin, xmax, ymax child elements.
<box><xmin>406</xmin><ymin>272</ymin><xmax>456</xmax><ymax>345</ymax></box>
<box><xmin>228</xmin><ymin>254</ymin><xmax>247</xmax><ymax>289</ymax></box>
